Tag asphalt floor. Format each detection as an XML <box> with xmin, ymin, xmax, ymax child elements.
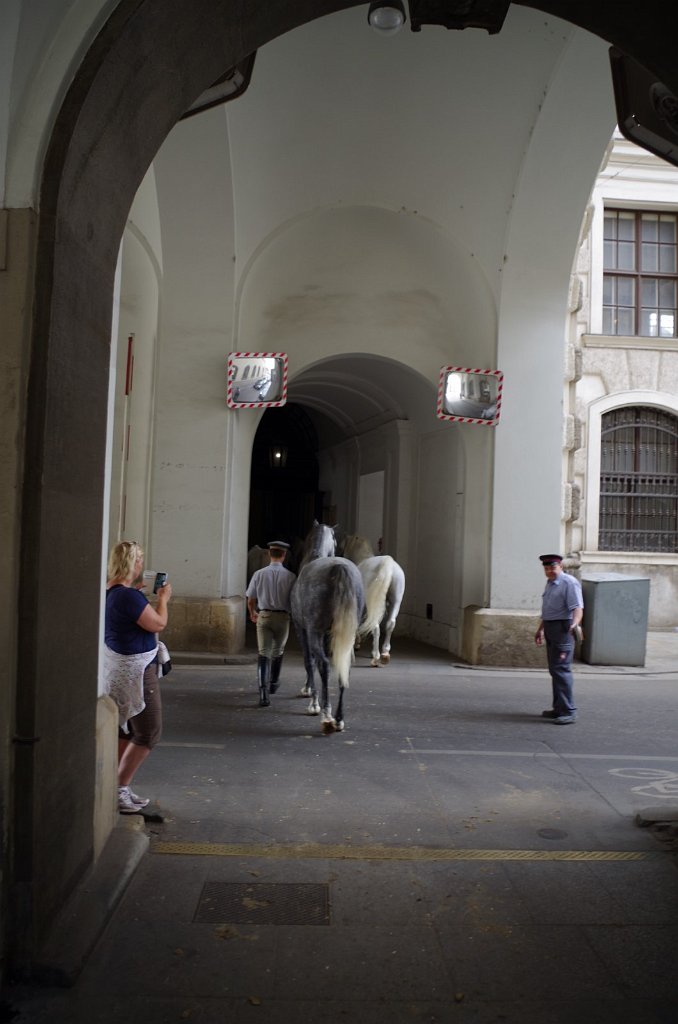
<box><xmin>4</xmin><ymin>631</ymin><xmax>678</xmax><ymax>1024</ymax></box>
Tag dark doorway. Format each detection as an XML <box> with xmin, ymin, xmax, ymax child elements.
<box><xmin>248</xmin><ymin>404</ymin><xmax>323</xmax><ymax>549</ymax></box>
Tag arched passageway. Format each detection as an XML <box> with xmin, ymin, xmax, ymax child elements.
<box><xmin>7</xmin><ymin>0</ymin><xmax>678</xmax><ymax>978</ymax></box>
<box><xmin>249</xmin><ymin>405</ymin><xmax>322</xmax><ymax>549</ymax></box>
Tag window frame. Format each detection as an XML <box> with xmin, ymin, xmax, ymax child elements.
<box><xmin>603</xmin><ymin>208</ymin><xmax>678</xmax><ymax>338</ymax></box>
<box><xmin>585</xmin><ymin>392</ymin><xmax>678</xmax><ymax>557</ymax></box>
<box><xmin>598</xmin><ymin>405</ymin><xmax>678</xmax><ymax>552</ymax></box>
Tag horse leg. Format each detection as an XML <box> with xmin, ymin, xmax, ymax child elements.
<box><xmin>306</xmin><ymin>639</ymin><xmax>322</xmax><ymax>716</ymax></box>
<box><xmin>299</xmin><ymin>631</ymin><xmax>315</xmax><ymax>699</ymax></box>
<box><xmin>380</xmin><ymin>586</ymin><xmax>403</xmax><ymax>664</ymax></box>
<box><xmin>380</xmin><ymin>616</ymin><xmax>397</xmax><ymax>663</ymax></box>
<box><xmin>333</xmin><ymin>683</ymin><xmax>346</xmax><ymax>732</ymax></box>
<box><xmin>370</xmin><ymin>625</ymin><xmax>381</xmax><ymax>667</ymax></box>
<box><xmin>381</xmin><ymin>597</ymin><xmax>403</xmax><ymax>662</ymax></box>
<box><xmin>305</xmin><ymin>656</ymin><xmax>320</xmax><ymax>715</ymax></box>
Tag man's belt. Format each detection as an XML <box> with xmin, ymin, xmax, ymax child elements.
<box><xmin>260</xmin><ymin>609</ymin><xmax>288</xmax><ymax>613</ymax></box>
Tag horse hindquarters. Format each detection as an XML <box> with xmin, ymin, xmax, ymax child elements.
<box><xmin>358</xmin><ymin>556</ymin><xmax>394</xmax><ymax>666</ymax></box>
<box><xmin>358</xmin><ymin>556</ymin><xmax>405</xmax><ymax>665</ymax></box>
<box><xmin>292</xmin><ymin>556</ymin><xmax>363</xmax><ymax>733</ymax></box>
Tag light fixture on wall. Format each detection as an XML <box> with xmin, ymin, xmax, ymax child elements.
<box><xmin>269</xmin><ymin>444</ymin><xmax>288</xmax><ymax>469</ymax></box>
<box><xmin>180</xmin><ymin>53</ymin><xmax>256</xmax><ymax>120</ymax></box>
<box><xmin>367</xmin><ymin>1</ymin><xmax>407</xmax><ymax>35</ymax></box>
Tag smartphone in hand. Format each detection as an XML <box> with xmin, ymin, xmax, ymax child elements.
<box><xmin>153</xmin><ymin>571</ymin><xmax>168</xmax><ymax>594</ymax></box>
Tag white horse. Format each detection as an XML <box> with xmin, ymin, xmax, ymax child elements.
<box><xmin>341</xmin><ymin>534</ymin><xmax>374</xmax><ymax>565</ymax></box>
<box><xmin>357</xmin><ymin>555</ymin><xmax>405</xmax><ymax>667</ymax></box>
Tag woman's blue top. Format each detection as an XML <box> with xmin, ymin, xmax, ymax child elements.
<box><xmin>105</xmin><ymin>585</ymin><xmax>156</xmax><ymax>654</ymax></box>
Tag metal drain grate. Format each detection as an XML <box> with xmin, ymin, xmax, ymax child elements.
<box><xmin>193</xmin><ymin>881</ymin><xmax>330</xmax><ymax>925</ymax></box>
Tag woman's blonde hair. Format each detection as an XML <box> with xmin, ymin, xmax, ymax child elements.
<box><xmin>107</xmin><ymin>540</ymin><xmax>144</xmax><ymax>583</ymax></box>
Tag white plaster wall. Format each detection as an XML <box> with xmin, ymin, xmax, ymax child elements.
<box><xmin>150</xmin><ymin>108</ymin><xmax>238</xmax><ymax>597</ymax></box>
<box><xmin>491</xmin><ymin>29</ymin><xmax>615</xmax><ymax>611</ymax></box>
<box><xmin>409</xmin><ymin>428</ymin><xmax>463</xmax><ymax>649</ymax></box>
<box><xmin>236</xmin><ymin>205</ymin><xmax>496</xmax><ymax>375</ymax></box>
<box><xmin>357</xmin><ymin>470</ymin><xmax>384</xmax><ymax>553</ymax></box>
<box><xmin>109</xmin><ymin>168</ymin><xmax>163</xmax><ymax>553</ymax></box>
<box><xmin>109</xmin><ymin>231</ymin><xmax>160</xmax><ymax>549</ymax></box>
<box><xmin>227</xmin><ymin>5</ymin><xmax>573</xmax><ymax>305</ymax></box>
<box><xmin>356</xmin><ymin>420</ymin><xmax>412</xmax><ymax>565</ymax></box>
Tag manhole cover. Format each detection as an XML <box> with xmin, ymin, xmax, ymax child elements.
<box><xmin>193</xmin><ymin>881</ymin><xmax>330</xmax><ymax>925</ymax></box>
<box><xmin>537</xmin><ymin>828</ymin><xmax>568</xmax><ymax>840</ymax></box>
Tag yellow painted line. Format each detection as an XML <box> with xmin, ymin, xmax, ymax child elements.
<box><xmin>151</xmin><ymin>842</ymin><xmax>648</xmax><ymax>862</ymax></box>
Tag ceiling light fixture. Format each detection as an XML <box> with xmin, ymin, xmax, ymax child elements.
<box><xmin>408</xmin><ymin>0</ymin><xmax>510</xmax><ymax>34</ymax></box>
<box><xmin>367</xmin><ymin>1</ymin><xmax>407</xmax><ymax>35</ymax></box>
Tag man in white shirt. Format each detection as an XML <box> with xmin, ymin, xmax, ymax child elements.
<box><xmin>246</xmin><ymin>541</ymin><xmax>296</xmax><ymax>707</ymax></box>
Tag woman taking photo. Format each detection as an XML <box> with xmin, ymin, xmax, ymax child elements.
<box><xmin>104</xmin><ymin>540</ymin><xmax>172</xmax><ymax>813</ymax></box>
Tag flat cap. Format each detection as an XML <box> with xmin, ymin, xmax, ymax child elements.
<box><xmin>539</xmin><ymin>553</ymin><xmax>563</xmax><ymax>565</ymax></box>
<box><xmin>267</xmin><ymin>540</ymin><xmax>290</xmax><ymax>550</ymax></box>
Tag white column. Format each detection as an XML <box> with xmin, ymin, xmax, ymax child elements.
<box><xmin>491</xmin><ymin>31</ymin><xmax>614</xmax><ymax>610</ymax></box>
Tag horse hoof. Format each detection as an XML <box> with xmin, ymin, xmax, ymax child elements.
<box><xmin>380</xmin><ymin>653</ymin><xmax>391</xmax><ymax>664</ymax></box>
<box><xmin>321</xmin><ymin>718</ymin><xmax>337</xmax><ymax>734</ymax></box>
<box><xmin>370</xmin><ymin>658</ymin><xmax>381</xmax><ymax>667</ymax></box>
<box><xmin>307</xmin><ymin>701</ymin><xmax>320</xmax><ymax>716</ymax></box>
<box><xmin>299</xmin><ymin>686</ymin><xmax>311</xmax><ymax>697</ymax></box>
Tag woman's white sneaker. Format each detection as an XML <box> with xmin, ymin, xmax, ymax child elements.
<box><xmin>128</xmin><ymin>788</ymin><xmax>150</xmax><ymax>808</ymax></box>
<box><xmin>118</xmin><ymin>786</ymin><xmax>143</xmax><ymax>813</ymax></box>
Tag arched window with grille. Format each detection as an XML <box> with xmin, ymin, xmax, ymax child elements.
<box><xmin>599</xmin><ymin>406</ymin><xmax>678</xmax><ymax>552</ymax></box>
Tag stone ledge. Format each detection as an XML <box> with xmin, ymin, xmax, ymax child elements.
<box><xmin>463</xmin><ymin>606</ymin><xmax>544</xmax><ymax>668</ymax></box>
<box><xmin>161</xmin><ymin>596</ymin><xmax>245</xmax><ymax>654</ymax></box>
<box><xmin>31</xmin><ymin>822</ymin><xmax>148</xmax><ymax>986</ymax></box>
<box><xmin>635</xmin><ymin>806</ymin><xmax>678</xmax><ymax>826</ymax></box>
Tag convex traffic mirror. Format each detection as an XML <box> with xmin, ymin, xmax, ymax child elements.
<box><xmin>227</xmin><ymin>352</ymin><xmax>288</xmax><ymax>409</ymax></box>
<box><xmin>437</xmin><ymin>367</ymin><xmax>504</xmax><ymax>425</ymax></box>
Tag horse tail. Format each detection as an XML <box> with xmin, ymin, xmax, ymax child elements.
<box><xmin>329</xmin><ymin>564</ymin><xmax>361</xmax><ymax>688</ymax></box>
<box><xmin>358</xmin><ymin>556</ymin><xmax>394</xmax><ymax>638</ymax></box>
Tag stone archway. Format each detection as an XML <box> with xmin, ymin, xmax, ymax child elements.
<box><xmin>12</xmin><ymin>0</ymin><xmax>678</xmax><ymax>970</ymax></box>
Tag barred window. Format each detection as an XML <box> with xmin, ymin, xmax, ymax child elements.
<box><xmin>599</xmin><ymin>406</ymin><xmax>678</xmax><ymax>552</ymax></box>
<box><xmin>603</xmin><ymin>210</ymin><xmax>678</xmax><ymax>337</ymax></box>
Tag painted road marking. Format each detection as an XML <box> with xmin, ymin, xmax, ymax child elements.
<box><xmin>609</xmin><ymin>766</ymin><xmax>678</xmax><ymax>798</ymax></box>
<box><xmin>401</xmin><ymin>749</ymin><xmax>678</xmax><ymax>761</ymax></box>
<box><xmin>152</xmin><ymin>842</ymin><xmax>649</xmax><ymax>862</ymax></box>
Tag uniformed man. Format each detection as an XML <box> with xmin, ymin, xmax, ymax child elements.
<box><xmin>246</xmin><ymin>541</ymin><xmax>296</xmax><ymax>707</ymax></box>
<box><xmin>534</xmin><ymin>553</ymin><xmax>584</xmax><ymax>724</ymax></box>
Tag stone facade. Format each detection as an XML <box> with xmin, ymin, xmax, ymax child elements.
<box><xmin>567</xmin><ymin>132</ymin><xmax>678</xmax><ymax>628</ymax></box>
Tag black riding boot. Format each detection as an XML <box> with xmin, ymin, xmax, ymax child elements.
<box><xmin>269</xmin><ymin>655</ymin><xmax>284</xmax><ymax>693</ymax></box>
<box><xmin>258</xmin><ymin>655</ymin><xmax>271</xmax><ymax>707</ymax></box>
